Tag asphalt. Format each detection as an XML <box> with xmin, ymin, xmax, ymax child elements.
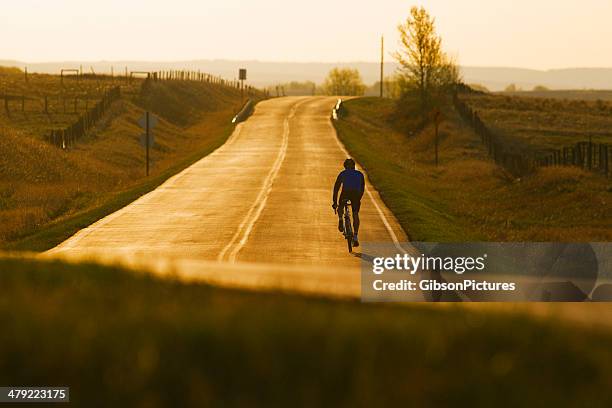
<box><xmin>41</xmin><ymin>96</ymin><xmax>612</xmax><ymax>326</ymax></box>
<box><xmin>45</xmin><ymin>96</ymin><xmax>412</xmax><ymax>297</ymax></box>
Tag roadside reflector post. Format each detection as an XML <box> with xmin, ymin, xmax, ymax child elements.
<box><xmin>239</xmin><ymin>68</ymin><xmax>247</xmax><ymax>103</ymax></box>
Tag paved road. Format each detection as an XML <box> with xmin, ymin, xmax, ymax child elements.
<box><xmin>46</xmin><ymin>97</ymin><xmax>410</xmax><ymax>296</ymax></box>
<box><xmin>41</xmin><ymin>96</ymin><xmax>612</xmax><ymax>326</ymax></box>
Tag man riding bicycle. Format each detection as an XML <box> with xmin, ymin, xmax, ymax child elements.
<box><xmin>332</xmin><ymin>158</ymin><xmax>365</xmax><ymax>247</ymax></box>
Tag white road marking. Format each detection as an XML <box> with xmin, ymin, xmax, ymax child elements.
<box><xmin>327</xmin><ymin>101</ymin><xmax>409</xmax><ymax>255</ymax></box>
<box><xmin>218</xmin><ymin>99</ymin><xmax>306</xmax><ymax>262</ymax></box>
<box><xmin>47</xmin><ymin>118</ymin><xmax>249</xmax><ymax>254</ymax></box>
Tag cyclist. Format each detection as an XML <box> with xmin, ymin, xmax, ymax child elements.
<box><xmin>332</xmin><ymin>158</ymin><xmax>365</xmax><ymax>247</ymax></box>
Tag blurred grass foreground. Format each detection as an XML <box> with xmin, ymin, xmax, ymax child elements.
<box><xmin>1</xmin><ymin>258</ymin><xmax>612</xmax><ymax>407</ymax></box>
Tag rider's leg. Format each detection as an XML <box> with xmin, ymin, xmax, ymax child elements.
<box><xmin>351</xmin><ymin>196</ymin><xmax>361</xmax><ymax>246</ymax></box>
<box><xmin>351</xmin><ymin>198</ymin><xmax>361</xmax><ymax>235</ymax></box>
<box><xmin>351</xmin><ymin>211</ymin><xmax>360</xmax><ymax>247</ymax></box>
<box><xmin>337</xmin><ymin>194</ymin><xmax>346</xmax><ymax>232</ymax></box>
<box><xmin>353</xmin><ymin>211</ymin><xmax>360</xmax><ymax>234</ymax></box>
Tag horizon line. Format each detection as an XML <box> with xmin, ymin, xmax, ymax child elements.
<box><xmin>2</xmin><ymin>58</ymin><xmax>612</xmax><ymax>72</ymax></box>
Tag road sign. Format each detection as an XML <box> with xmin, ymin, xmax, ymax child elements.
<box><xmin>431</xmin><ymin>108</ymin><xmax>443</xmax><ymax>123</ymax></box>
<box><xmin>239</xmin><ymin>68</ymin><xmax>247</xmax><ymax>80</ymax></box>
<box><xmin>139</xmin><ymin>132</ymin><xmax>155</xmax><ymax>148</ymax></box>
<box><xmin>138</xmin><ymin>113</ymin><xmax>158</xmax><ymax>129</ymax></box>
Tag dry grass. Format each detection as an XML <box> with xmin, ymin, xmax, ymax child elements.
<box><xmin>335</xmin><ymin>97</ymin><xmax>611</xmax><ymax>241</ymax></box>
<box><xmin>0</xmin><ymin>72</ymin><xmax>245</xmax><ymax>246</ymax></box>
<box><xmin>0</xmin><ymin>70</ymin><xmax>143</xmax><ymax>138</ymax></box>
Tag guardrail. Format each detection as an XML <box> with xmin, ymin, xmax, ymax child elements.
<box><xmin>232</xmin><ymin>99</ymin><xmax>254</xmax><ymax>124</ymax></box>
<box><xmin>332</xmin><ymin>99</ymin><xmax>343</xmax><ymax>120</ymax></box>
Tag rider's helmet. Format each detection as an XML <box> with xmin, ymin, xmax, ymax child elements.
<box><xmin>343</xmin><ymin>158</ymin><xmax>356</xmax><ymax>170</ymax></box>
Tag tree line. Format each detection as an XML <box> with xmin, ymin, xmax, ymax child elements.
<box><xmin>320</xmin><ymin>6</ymin><xmax>458</xmax><ymax>119</ymax></box>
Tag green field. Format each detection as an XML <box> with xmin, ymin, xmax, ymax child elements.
<box><xmin>334</xmin><ymin>97</ymin><xmax>611</xmax><ymax>241</ymax></box>
<box><xmin>461</xmin><ymin>92</ymin><xmax>612</xmax><ymax>151</ymax></box>
<box><xmin>500</xmin><ymin>89</ymin><xmax>612</xmax><ymax>101</ymax></box>
<box><xmin>1</xmin><ymin>257</ymin><xmax>611</xmax><ymax>407</ymax></box>
<box><xmin>0</xmin><ymin>67</ymin><xmax>254</xmax><ymax>250</ymax></box>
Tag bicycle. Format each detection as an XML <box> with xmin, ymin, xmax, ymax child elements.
<box><xmin>336</xmin><ymin>200</ymin><xmax>354</xmax><ymax>253</ymax></box>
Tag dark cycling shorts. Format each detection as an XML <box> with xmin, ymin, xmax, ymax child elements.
<box><xmin>339</xmin><ymin>190</ymin><xmax>362</xmax><ymax>214</ymax></box>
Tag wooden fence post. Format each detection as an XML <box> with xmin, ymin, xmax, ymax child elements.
<box><xmin>603</xmin><ymin>144</ymin><xmax>609</xmax><ymax>176</ymax></box>
<box><xmin>588</xmin><ymin>137</ymin><xmax>593</xmax><ymax>170</ymax></box>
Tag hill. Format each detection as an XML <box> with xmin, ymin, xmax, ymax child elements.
<box><xmin>0</xmin><ymin>70</ymin><xmax>250</xmax><ymax>249</ymax></box>
<box><xmin>4</xmin><ymin>59</ymin><xmax>612</xmax><ymax>90</ymax></box>
<box><xmin>462</xmin><ymin>67</ymin><xmax>612</xmax><ymax>91</ymax></box>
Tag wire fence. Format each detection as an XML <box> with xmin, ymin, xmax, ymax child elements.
<box><xmin>2</xmin><ymin>68</ymin><xmax>263</xmax><ymax>149</ymax></box>
<box><xmin>135</xmin><ymin>70</ymin><xmax>257</xmax><ymax>95</ymax></box>
<box><xmin>47</xmin><ymin>86</ymin><xmax>120</xmax><ymax>148</ymax></box>
<box><xmin>453</xmin><ymin>89</ymin><xmax>610</xmax><ymax>177</ymax></box>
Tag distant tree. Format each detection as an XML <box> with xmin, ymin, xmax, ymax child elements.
<box><xmin>504</xmin><ymin>83</ymin><xmax>519</xmax><ymax>92</ymax></box>
<box><xmin>394</xmin><ymin>6</ymin><xmax>459</xmax><ymax>117</ymax></box>
<box><xmin>533</xmin><ymin>85</ymin><xmax>550</xmax><ymax>92</ymax></box>
<box><xmin>322</xmin><ymin>68</ymin><xmax>365</xmax><ymax>96</ymax></box>
<box><xmin>272</xmin><ymin>81</ymin><xmax>317</xmax><ymax>96</ymax></box>
<box><xmin>469</xmin><ymin>83</ymin><xmax>490</xmax><ymax>93</ymax></box>
<box><xmin>384</xmin><ymin>75</ymin><xmax>404</xmax><ymax>99</ymax></box>
<box><xmin>364</xmin><ymin>75</ymin><xmax>403</xmax><ymax>98</ymax></box>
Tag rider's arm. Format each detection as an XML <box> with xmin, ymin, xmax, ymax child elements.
<box><xmin>358</xmin><ymin>172</ymin><xmax>365</xmax><ymax>199</ymax></box>
<box><xmin>333</xmin><ymin>172</ymin><xmax>343</xmax><ymax>205</ymax></box>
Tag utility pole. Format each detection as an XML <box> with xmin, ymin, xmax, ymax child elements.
<box><xmin>433</xmin><ymin>109</ymin><xmax>442</xmax><ymax>166</ymax></box>
<box><xmin>138</xmin><ymin>112</ymin><xmax>157</xmax><ymax>176</ymax></box>
<box><xmin>380</xmin><ymin>36</ymin><xmax>384</xmax><ymax>98</ymax></box>
<box><xmin>146</xmin><ymin>111</ymin><xmax>150</xmax><ymax>176</ymax></box>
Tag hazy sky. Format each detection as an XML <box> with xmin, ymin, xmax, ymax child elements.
<box><xmin>2</xmin><ymin>0</ymin><xmax>612</xmax><ymax>69</ymax></box>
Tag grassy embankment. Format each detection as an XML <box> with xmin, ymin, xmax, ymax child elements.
<box><xmin>0</xmin><ymin>68</ymin><xmax>251</xmax><ymax>250</ymax></box>
<box><xmin>1</xmin><ymin>257</ymin><xmax>612</xmax><ymax>407</ymax></box>
<box><xmin>334</xmin><ymin>97</ymin><xmax>611</xmax><ymax>241</ymax></box>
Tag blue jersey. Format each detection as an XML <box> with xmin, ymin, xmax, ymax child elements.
<box><xmin>337</xmin><ymin>169</ymin><xmax>365</xmax><ymax>191</ymax></box>
<box><xmin>333</xmin><ymin>168</ymin><xmax>365</xmax><ymax>208</ymax></box>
